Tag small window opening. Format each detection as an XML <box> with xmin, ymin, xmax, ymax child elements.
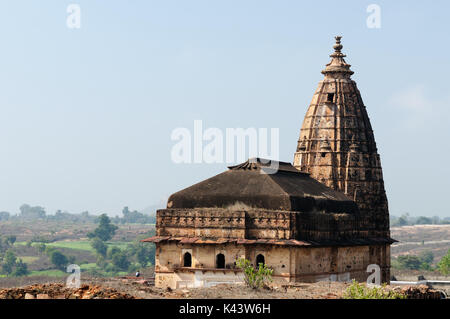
<box><xmin>216</xmin><ymin>253</ymin><xmax>225</xmax><ymax>269</ymax></box>
<box><xmin>256</xmin><ymin>254</ymin><xmax>265</xmax><ymax>267</ymax></box>
<box><xmin>327</xmin><ymin>93</ymin><xmax>334</xmax><ymax>102</ymax></box>
<box><xmin>183</xmin><ymin>252</ymin><xmax>192</xmax><ymax>267</ymax></box>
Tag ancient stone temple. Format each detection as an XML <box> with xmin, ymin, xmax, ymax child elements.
<box><xmin>142</xmin><ymin>36</ymin><xmax>394</xmax><ymax>289</ymax></box>
<box><xmin>143</xmin><ymin>158</ymin><xmax>394</xmax><ymax>289</ymax></box>
<box><xmin>293</xmin><ymin>36</ymin><xmax>390</xmax><ymax>239</ymax></box>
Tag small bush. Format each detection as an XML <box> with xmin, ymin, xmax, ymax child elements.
<box><xmin>343</xmin><ymin>280</ymin><xmax>406</xmax><ymax>299</ymax></box>
<box><xmin>236</xmin><ymin>257</ymin><xmax>273</xmax><ymax>289</ymax></box>
<box><xmin>49</xmin><ymin>250</ymin><xmax>68</xmax><ymax>270</ymax></box>
<box><xmin>438</xmin><ymin>249</ymin><xmax>450</xmax><ymax>275</ymax></box>
<box><xmin>12</xmin><ymin>259</ymin><xmax>29</xmax><ymax>277</ymax></box>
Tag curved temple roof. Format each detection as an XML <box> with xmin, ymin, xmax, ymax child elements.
<box><xmin>293</xmin><ymin>36</ymin><xmax>390</xmax><ymax>237</ymax></box>
<box><xmin>167</xmin><ymin>158</ymin><xmax>358</xmax><ymax>214</ymax></box>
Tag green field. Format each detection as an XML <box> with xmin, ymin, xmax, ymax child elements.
<box><xmin>46</xmin><ymin>240</ymin><xmax>130</xmax><ymax>252</ymax></box>
<box><xmin>16</xmin><ymin>240</ymin><xmax>131</xmax><ymax>252</ymax></box>
<box><xmin>18</xmin><ymin>256</ymin><xmax>39</xmax><ymax>263</ymax></box>
<box><xmin>46</xmin><ymin>241</ymin><xmax>94</xmax><ymax>251</ymax></box>
<box><xmin>29</xmin><ymin>269</ymin><xmax>66</xmax><ymax>277</ymax></box>
<box><xmin>79</xmin><ymin>263</ymin><xmax>97</xmax><ymax>270</ymax></box>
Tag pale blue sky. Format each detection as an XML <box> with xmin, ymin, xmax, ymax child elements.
<box><xmin>0</xmin><ymin>1</ymin><xmax>449</xmax><ymax>217</ymax></box>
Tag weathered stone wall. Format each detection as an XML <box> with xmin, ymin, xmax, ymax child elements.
<box><xmin>294</xmin><ymin>245</ymin><xmax>390</xmax><ymax>283</ymax></box>
<box><xmin>295</xmin><ymin>211</ymin><xmax>365</xmax><ymax>241</ymax></box>
<box><xmin>155</xmin><ymin>242</ymin><xmax>246</xmax><ymax>289</ymax></box>
<box><xmin>155</xmin><ymin>242</ymin><xmax>245</xmax><ymax>271</ymax></box>
<box><xmin>155</xmin><ymin>270</ymin><xmax>245</xmax><ymax>290</ymax></box>
<box><xmin>156</xmin><ymin>209</ymin><xmax>246</xmax><ymax>238</ymax></box>
<box><xmin>246</xmin><ymin>244</ymin><xmax>293</xmax><ymax>280</ymax></box>
<box><xmin>155</xmin><ymin>242</ymin><xmax>183</xmax><ymax>272</ymax></box>
<box><xmin>156</xmin><ymin>208</ymin><xmax>380</xmax><ymax>242</ymax></box>
<box><xmin>154</xmin><ymin>242</ymin><xmax>390</xmax><ymax>288</ymax></box>
<box><xmin>245</xmin><ymin>210</ymin><xmax>295</xmax><ymax>239</ymax></box>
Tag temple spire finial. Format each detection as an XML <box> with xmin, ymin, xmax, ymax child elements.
<box><xmin>333</xmin><ymin>36</ymin><xmax>343</xmax><ymax>53</ymax></box>
<box><xmin>322</xmin><ymin>35</ymin><xmax>354</xmax><ymax>78</ymax></box>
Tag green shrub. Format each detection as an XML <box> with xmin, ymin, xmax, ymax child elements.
<box><xmin>343</xmin><ymin>280</ymin><xmax>406</xmax><ymax>299</ymax></box>
<box><xmin>49</xmin><ymin>250</ymin><xmax>68</xmax><ymax>270</ymax></box>
<box><xmin>438</xmin><ymin>249</ymin><xmax>450</xmax><ymax>275</ymax></box>
<box><xmin>111</xmin><ymin>250</ymin><xmax>130</xmax><ymax>271</ymax></box>
<box><xmin>12</xmin><ymin>259</ymin><xmax>29</xmax><ymax>277</ymax></box>
<box><xmin>236</xmin><ymin>257</ymin><xmax>273</xmax><ymax>289</ymax></box>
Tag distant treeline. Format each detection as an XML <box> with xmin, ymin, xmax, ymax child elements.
<box><xmin>392</xmin><ymin>249</ymin><xmax>450</xmax><ymax>275</ymax></box>
<box><xmin>0</xmin><ymin>204</ymin><xmax>156</xmax><ymax>225</ymax></box>
<box><xmin>390</xmin><ymin>213</ymin><xmax>450</xmax><ymax>227</ymax></box>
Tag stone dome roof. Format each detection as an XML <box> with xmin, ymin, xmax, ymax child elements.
<box><xmin>166</xmin><ymin>158</ymin><xmax>358</xmax><ymax>214</ymax></box>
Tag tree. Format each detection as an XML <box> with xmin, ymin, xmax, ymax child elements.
<box><xmin>96</xmin><ymin>255</ymin><xmax>107</xmax><ymax>268</ymax></box>
<box><xmin>393</xmin><ymin>252</ymin><xmax>435</xmax><ymax>271</ymax></box>
<box><xmin>111</xmin><ymin>250</ymin><xmax>130</xmax><ymax>271</ymax></box>
<box><xmin>418</xmin><ymin>250</ymin><xmax>434</xmax><ymax>265</ymax></box>
<box><xmin>391</xmin><ymin>213</ymin><xmax>409</xmax><ymax>227</ymax></box>
<box><xmin>91</xmin><ymin>237</ymin><xmax>108</xmax><ymax>257</ymax></box>
<box><xmin>136</xmin><ymin>244</ymin><xmax>153</xmax><ymax>267</ymax></box>
<box><xmin>120</xmin><ymin>206</ymin><xmax>153</xmax><ymax>224</ymax></box>
<box><xmin>19</xmin><ymin>204</ymin><xmax>46</xmax><ymax>220</ymax></box>
<box><xmin>396</xmin><ymin>217</ymin><xmax>408</xmax><ymax>226</ymax></box>
<box><xmin>1</xmin><ymin>250</ymin><xmax>17</xmax><ymax>275</ymax></box>
<box><xmin>107</xmin><ymin>246</ymin><xmax>122</xmax><ymax>259</ymax></box>
<box><xmin>0</xmin><ymin>251</ymin><xmax>29</xmax><ymax>277</ymax></box>
<box><xmin>50</xmin><ymin>251</ymin><xmax>68</xmax><ymax>270</ymax></box>
<box><xmin>6</xmin><ymin>236</ymin><xmax>16</xmax><ymax>246</ymax></box>
<box><xmin>396</xmin><ymin>255</ymin><xmax>422</xmax><ymax>270</ymax></box>
<box><xmin>420</xmin><ymin>262</ymin><xmax>433</xmax><ymax>271</ymax></box>
<box><xmin>438</xmin><ymin>250</ymin><xmax>450</xmax><ymax>275</ymax></box>
<box><xmin>0</xmin><ymin>236</ymin><xmax>16</xmax><ymax>253</ymax></box>
<box><xmin>12</xmin><ymin>259</ymin><xmax>29</xmax><ymax>277</ymax></box>
<box><xmin>88</xmin><ymin>214</ymin><xmax>118</xmax><ymax>241</ymax></box>
<box><xmin>415</xmin><ymin>216</ymin><xmax>432</xmax><ymax>225</ymax></box>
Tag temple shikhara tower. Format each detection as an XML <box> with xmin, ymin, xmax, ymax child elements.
<box><xmin>293</xmin><ymin>36</ymin><xmax>390</xmax><ymax>239</ymax></box>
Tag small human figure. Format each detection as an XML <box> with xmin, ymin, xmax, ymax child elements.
<box><xmin>135</xmin><ymin>271</ymin><xmax>140</xmax><ymax>278</ymax></box>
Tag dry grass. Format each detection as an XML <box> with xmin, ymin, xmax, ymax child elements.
<box><xmin>391</xmin><ymin>224</ymin><xmax>450</xmax><ymax>263</ymax></box>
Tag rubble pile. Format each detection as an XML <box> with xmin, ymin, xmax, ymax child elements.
<box><xmin>0</xmin><ymin>283</ymin><xmax>136</xmax><ymax>299</ymax></box>
<box><xmin>0</xmin><ymin>280</ymin><xmax>444</xmax><ymax>299</ymax></box>
<box><xmin>392</xmin><ymin>285</ymin><xmax>443</xmax><ymax>299</ymax></box>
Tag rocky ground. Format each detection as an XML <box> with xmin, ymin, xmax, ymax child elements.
<box><xmin>0</xmin><ymin>282</ymin><xmax>135</xmax><ymax>299</ymax></box>
<box><xmin>0</xmin><ymin>276</ymin><xmax>444</xmax><ymax>299</ymax></box>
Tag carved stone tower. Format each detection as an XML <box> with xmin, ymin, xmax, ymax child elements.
<box><xmin>293</xmin><ymin>36</ymin><xmax>390</xmax><ymax>238</ymax></box>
